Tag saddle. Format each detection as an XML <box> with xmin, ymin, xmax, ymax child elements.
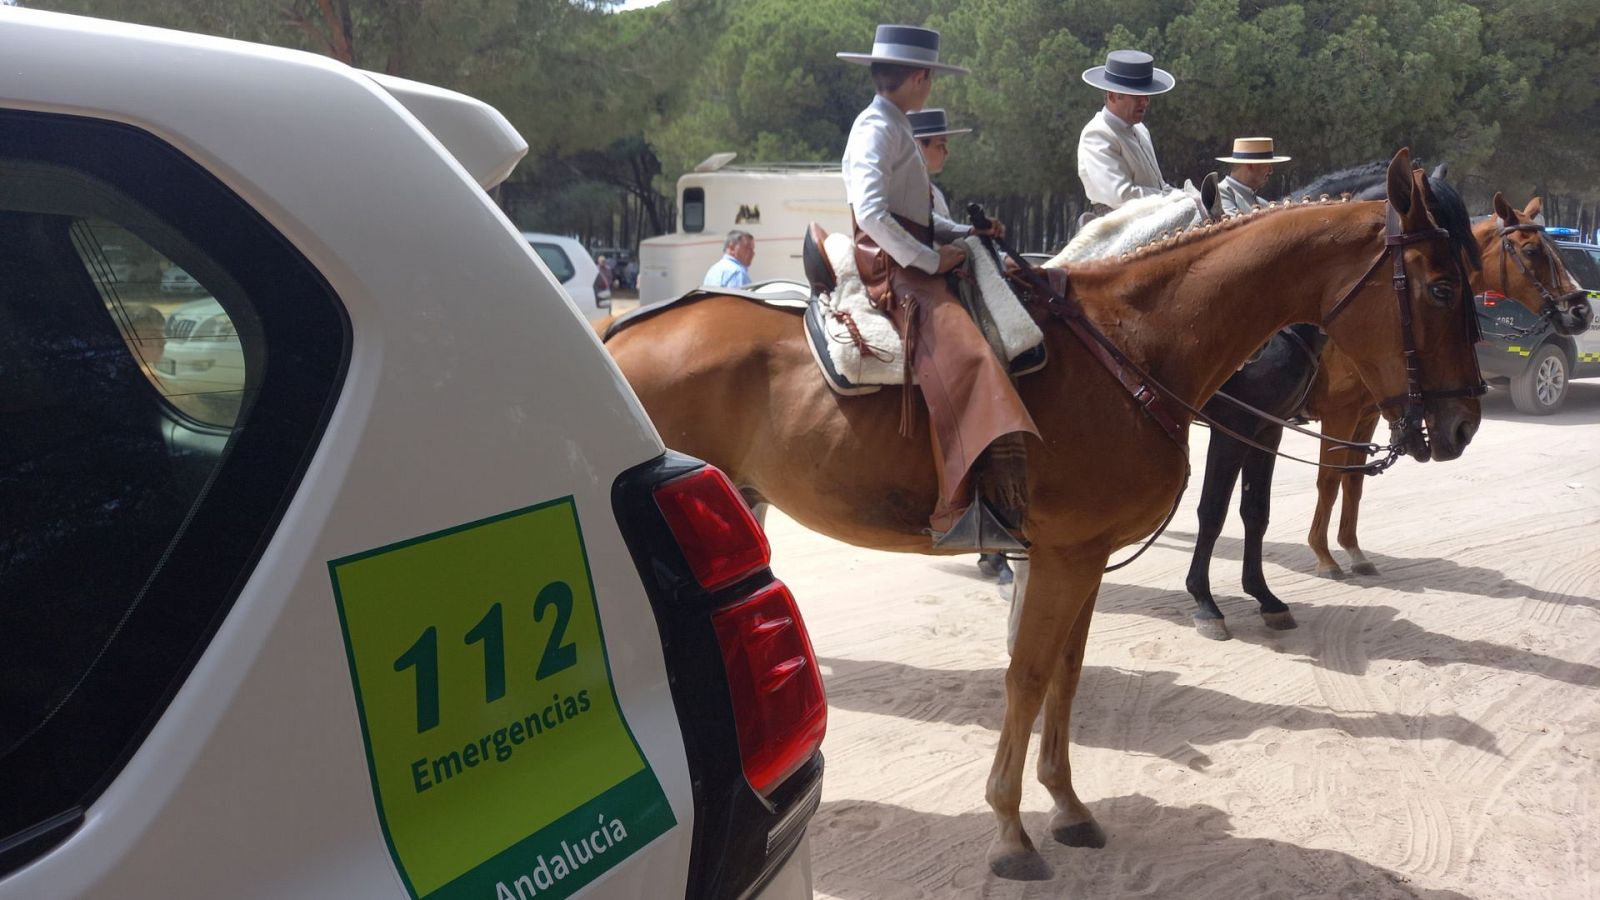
<box><xmin>800</xmin><ymin>222</ymin><xmax>1047</xmax><ymax>395</ymax></box>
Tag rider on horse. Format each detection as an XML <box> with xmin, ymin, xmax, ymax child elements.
<box><xmin>838</xmin><ymin>24</ymin><xmax>1037</xmax><ymax>551</ymax></box>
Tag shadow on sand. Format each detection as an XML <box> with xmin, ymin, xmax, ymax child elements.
<box><xmin>818</xmin><ymin>657</ymin><xmax>1502</xmax><ymax>761</ymax></box>
<box><xmin>811</xmin><ymin>795</ymin><xmax>1472</xmax><ymax>899</ymax></box>
<box><xmin>1156</xmin><ymin>528</ymin><xmax>1597</xmax><ymax>612</ymax></box>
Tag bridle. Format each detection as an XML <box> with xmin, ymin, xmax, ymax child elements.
<box><xmin>1496</xmin><ymin>222</ymin><xmax>1582</xmax><ymax>333</ymax></box>
<box><xmin>1320</xmin><ymin>201</ymin><xmax>1486</xmax><ymax>460</ymax></box>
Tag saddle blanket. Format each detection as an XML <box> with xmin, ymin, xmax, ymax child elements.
<box><xmin>804</xmin><ymin>233</ymin><xmax>1045</xmax><ymax>395</ymax></box>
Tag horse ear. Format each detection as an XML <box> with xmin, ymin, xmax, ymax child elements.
<box><xmin>1201</xmin><ymin>171</ymin><xmax>1220</xmax><ymax>218</ymax></box>
<box><xmin>1523</xmin><ymin>196</ymin><xmax>1542</xmax><ymax>220</ymax></box>
<box><xmin>1386</xmin><ymin>148</ymin><xmax>1414</xmax><ymax>217</ymax></box>
<box><xmin>1493</xmin><ymin>192</ymin><xmax>1516</xmax><ymax>225</ymax></box>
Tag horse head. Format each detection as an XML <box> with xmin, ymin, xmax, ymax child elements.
<box><xmin>1322</xmin><ymin>149</ymin><xmax>1483</xmax><ymax>463</ymax></box>
<box><xmin>1484</xmin><ymin>193</ymin><xmax>1592</xmax><ymax>336</ymax></box>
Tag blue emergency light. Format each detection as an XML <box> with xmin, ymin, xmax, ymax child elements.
<box><xmin>1546</xmin><ymin>226</ymin><xmax>1580</xmax><ymax>238</ymax></box>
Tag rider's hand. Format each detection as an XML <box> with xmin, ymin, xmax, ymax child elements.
<box><xmin>975</xmin><ymin>220</ymin><xmax>1006</xmax><ymax>240</ymax></box>
<box><xmin>936</xmin><ymin>244</ymin><xmax>967</xmax><ymax>273</ymax></box>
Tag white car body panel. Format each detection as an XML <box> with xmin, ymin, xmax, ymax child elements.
<box><xmin>0</xmin><ymin>9</ymin><xmax>716</xmax><ymax>899</ymax></box>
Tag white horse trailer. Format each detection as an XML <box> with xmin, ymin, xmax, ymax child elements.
<box><xmin>637</xmin><ymin>154</ymin><xmax>851</xmax><ymax>303</ymax></box>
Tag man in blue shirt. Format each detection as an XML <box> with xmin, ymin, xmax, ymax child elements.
<box><xmin>703</xmin><ymin>231</ymin><xmax>755</xmax><ymax>287</ymax></box>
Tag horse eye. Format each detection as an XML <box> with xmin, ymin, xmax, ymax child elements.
<box><xmin>1428</xmin><ymin>282</ymin><xmax>1454</xmax><ymax>304</ymax></box>
<box><xmin>1522</xmin><ymin>245</ymin><xmax>1540</xmax><ymax>258</ymax></box>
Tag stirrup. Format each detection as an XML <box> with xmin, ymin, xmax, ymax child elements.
<box><xmin>931</xmin><ymin>499</ymin><xmax>1029</xmax><ymax>552</ymax></box>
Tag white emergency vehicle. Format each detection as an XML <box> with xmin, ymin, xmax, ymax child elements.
<box><xmin>636</xmin><ymin>154</ymin><xmax>850</xmax><ymax>303</ymax></box>
<box><xmin>0</xmin><ymin>9</ymin><xmax>823</xmax><ymax>899</ymax></box>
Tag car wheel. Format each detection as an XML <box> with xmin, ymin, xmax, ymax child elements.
<box><xmin>1509</xmin><ymin>343</ymin><xmax>1569</xmax><ymax>415</ymax></box>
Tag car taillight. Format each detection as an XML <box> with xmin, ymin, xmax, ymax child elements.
<box><xmin>711</xmin><ymin>581</ymin><xmax>827</xmax><ymax>796</ymax></box>
<box><xmin>654</xmin><ymin>466</ymin><xmax>770</xmax><ymax>590</ymax></box>
<box><xmin>1480</xmin><ymin>291</ymin><xmax>1504</xmax><ymax>307</ymax></box>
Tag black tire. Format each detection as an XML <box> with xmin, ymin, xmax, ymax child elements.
<box><xmin>1510</xmin><ymin>343</ymin><xmax>1569</xmax><ymax>415</ymax></box>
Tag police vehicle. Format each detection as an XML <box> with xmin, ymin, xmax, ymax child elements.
<box><xmin>1475</xmin><ymin>227</ymin><xmax>1600</xmax><ymax>414</ymax></box>
<box><xmin>0</xmin><ymin>8</ymin><xmax>823</xmax><ymax>899</ymax></box>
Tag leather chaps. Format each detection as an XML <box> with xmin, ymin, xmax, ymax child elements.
<box><xmin>852</xmin><ymin>213</ymin><xmax>1039</xmax><ymax>531</ymax></box>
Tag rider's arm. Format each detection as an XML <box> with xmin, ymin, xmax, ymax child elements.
<box><xmin>932</xmin><ymin>210</ymin><xmax>973</xmax><ymax>244</ymax></box>
<box><xmin>844</xmin><ymin>117</ymin><xmax>942</xmax><ymax>274</ymax></box>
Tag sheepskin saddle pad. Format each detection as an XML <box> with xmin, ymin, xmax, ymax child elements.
<box><xmin>803</xmin><ymin>233</ymin><xmax>1046</xmax><ymax>396</ymax></box>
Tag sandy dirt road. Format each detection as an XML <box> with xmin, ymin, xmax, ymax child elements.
<box><xmin>770</xmin><ymin>382</ymin><xmax>1600</xmax><ymax>899</ymax></box>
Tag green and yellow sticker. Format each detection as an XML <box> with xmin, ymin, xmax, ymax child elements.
<box><xmin>329</xmin><ymin>497</ymin><xmax>674</xmax><ymax>900</ymax></box>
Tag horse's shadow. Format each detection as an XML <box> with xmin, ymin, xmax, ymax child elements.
<box><xmin>811</xmin><ymin>795</ymin><xmax>1474</xmax><ymax>899</ymax></box>
<box><xmin>1158</xmin><ymin>527</ymin><xmax>1600</xmax><ymax>612</ymax></box>
<box><xmin>817</xmin><ymin>657</ymin><xmax>1502</xmax><ymax>761</ymax></box>
<box><xmin>1102</xmin><ymin>592</ymin><xmax>1600</xmax><ymax>689</ymax></box>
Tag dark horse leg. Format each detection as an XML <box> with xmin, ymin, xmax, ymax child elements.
<box><xmin>1238</xmin><ymin>424</ymin><xmax>1296</xmax><ymax>629</ymax></box>
<box><xmin>1185</xmin><ymin>426</ymin><xmax>1247</xmax><ymax>640</ymax></box>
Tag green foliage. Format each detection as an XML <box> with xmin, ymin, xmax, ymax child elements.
<box><xmin>27</xmin><ymin>0</ymin><xmax>1600</xmax><ymax>243</ymax></box>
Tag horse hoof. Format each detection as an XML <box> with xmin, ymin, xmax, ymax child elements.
<box><xmin>977</xmin><ymin>556</ymin><xmax>1001</xmax><ymax>578</ymax></box>
<box><xmin>1193</xmin><ymin>617</ymin><xmax>1232</xmax><ymax>641</ymax></box>
<box><xmin>987</xmin><ymin>846</ymin><xmax>1053</xmax><ymax>881</ymax></box>
<box><xmin>1315</xmin><ymin>565</ymin><xmax>1345</xmax><ymax>580</ymax></box>
<box><xmin>1351</xmin><ymin>562</ymin><xmax>1379</xmax><ymax>576</ymax></box>
<box><xmin>1051</xmin><ymin>819</ymin><xmax>1108</xmax><ymax>849</ymax></box>
<box><xmin>1261</xmin><ymin>610</ymin><xmax>1298</xmax><ymax>630</ymax></box>
<box><xmin>996</xmin><ymin>564</ymin><xmax>1014</xmax><ymax>586</ymax></box>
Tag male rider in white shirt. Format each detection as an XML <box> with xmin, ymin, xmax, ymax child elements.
<box><xmin>1215</xmin><ymin>137</ymin><xmax>1292</xmax><ymax>215</ymax></box>
<box><xmin>838</xmin><ymin>25</ymin><xmax>1036</xmax><ymax>550</ymax></box>
<box><xmin>1076</xmin><ymin>49</ymin><xmax>1176</xmax><ymax>218</ymax></box>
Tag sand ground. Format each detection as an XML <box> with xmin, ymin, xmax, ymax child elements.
<box><xmin>771</xmin><ymin>382</ymin><xmax>1600</xmax><ymax>900</ymax></box>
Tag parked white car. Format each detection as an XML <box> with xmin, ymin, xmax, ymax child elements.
<box><xmin>523</xmin><ymin>231</ymin><xmax>612</xmax><ymax>319</ymax></box>
<box><xmin>0</xmin><ymin>9</ymin><xmax>823</xmax><ymax>900</ymax></box>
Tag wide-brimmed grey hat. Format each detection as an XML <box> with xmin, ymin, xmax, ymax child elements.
<box><xmin>838</xmin><ymin>25</ymin><xmax>970</xmax><ymax>76</ymax></box>
<box><xmin>1217</xmin><ymin>136</ymin><xmax>1292</xmax><ymax>164</ymax></box>
<box><xmin>909</xmin><ymin>108</ymin><xmax>972</xmax><ymax>139</ymax></box>
<box><xmin>1081</xmin><ymin>49</ymin><xmax>1174</xmax><ymax>95</ymax></box>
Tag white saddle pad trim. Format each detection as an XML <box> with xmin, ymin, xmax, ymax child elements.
<box><xmin>816</xmin><ymin>233</ymin><xmax>1044</xmax><ymax>387</ymax></box>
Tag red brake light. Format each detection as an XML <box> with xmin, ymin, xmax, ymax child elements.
<box><xmin>1480</xmin><ymin>291</ymin><xmax>1504</xmax><ymax>307</ymax></box>
<box><xmin>712</xmin><ymin>581</ymin><xmax>827</xmax><ymax>795</ymax></box>
<box><xmin>654</xmin><ymin>466</ymin><xmax>771</xmax><ymax>590</ymax></box>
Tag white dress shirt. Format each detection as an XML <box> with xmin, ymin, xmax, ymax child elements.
<box><xmin>1077</xmin><ymin>107</ymin><xmax>1169</xmax><ymax>210</ymax></box>
<box><xmin>843</xmin><ymin>95</ymin><xmax>970</xmax><ymax>273</ymax></box>
<box><xmin>929</xmin><ymin>184</ymin><xmax>973</xmax><ymax>244</ymax></box>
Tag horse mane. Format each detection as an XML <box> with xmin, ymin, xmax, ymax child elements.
<box><xmin>1046</xmin><ymin>191</ymin><xmax>1202</xmax><ymax>267</ymax></box>
<box><xmin>1067</xmin><ymin>195</ymin><xmax>1359</xmax><ymax>272</ymax></box>
<box><xmin>1424</xmin><ymin>174</ymin><xmax>1482</xmax><ymax>271</ymax></box>
<box><xmin>1074</xmin><ymin>160</ymin><xmax>1481</xmax><ymax>273</ymax></box>
<box><xmin>1290</xmin><ymin>160</ymin><xmax>1389</xmax><ymax>201</ymax></box>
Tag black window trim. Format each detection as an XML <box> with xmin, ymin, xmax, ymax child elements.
<box><xmin>0</xmin><ymin>108</ymin><xmax>351</xmax><ymax>874</ymax></box>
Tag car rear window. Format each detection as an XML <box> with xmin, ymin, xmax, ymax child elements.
<box><xmin>1557</xmin><ymin>245</ymin><xmax>1600</xmax><ymax>289</ymax></box>
<box><xmin>0</xmin><ymin>109</ymin><xmax>347</xmax><ymax>867</ymax></box>
<box><xmin>529</xmin><ymin>241</ymin><xmax>576</xmax><ymax>282</ymax></box>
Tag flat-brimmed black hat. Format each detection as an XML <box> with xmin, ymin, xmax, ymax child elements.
<box><xmin>1081</xmin><ymin>49</ymin><xmax>1174</xmax><ymax>96</ymax></box>
<box><xmin>908</xmin><ymin>109</ymin><xmax>972</xmax><ymax>139</ymax></box>
<box><xmin>838</xmin><ymin>25</ymin><xmax>970</xmax><ymax>76</ymax></box>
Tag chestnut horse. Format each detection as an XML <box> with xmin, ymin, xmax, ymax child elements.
<box><xmin>1182</xmin><ymin>188</ymin><xmax>1591</xmax><ymax>636</ymax></box>
<box><xmin>602</xmin><ymin>151</ymin><xmax>1482</xmax><ymax>880</ymax></box>
<box><xmin>1305</xmin><ymin>194</ymin><xmax>1591</xmax><ymax>577</ymax></box>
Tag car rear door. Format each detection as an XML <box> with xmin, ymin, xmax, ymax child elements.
<box><xmin>0</xmin><ymin>11</ymin><xmax>700</xmax><ymax>898</ymax></box>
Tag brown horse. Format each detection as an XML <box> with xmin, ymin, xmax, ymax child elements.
<box><xmin>1305</xmin><ymin>194</ymin><xmax>1591</xmax><ymax>577</ymax></box>
<box><xmin>603</xmin><ymin>151</ymin><xmax>1483</xmax><ymax>880</ymax></box>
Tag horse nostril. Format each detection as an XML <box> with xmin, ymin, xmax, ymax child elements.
<box><xmin>1454</xmin><ymin>418</ymin><xmax>1478</xmax><ymax>449</ymax></box>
